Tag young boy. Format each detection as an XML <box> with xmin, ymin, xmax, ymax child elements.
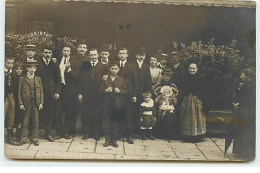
<box><xmin>100</xmin><ymin>48</ymin><xmax>110</xmax><ymax>65</ymax></box>
<box><xmin>18</xmin><ymin>61</ymin><xmax>43</xmax><ymax>146</ymax></box>
<box><xmin>100</xmin><ymin>61</ymin><xmax>127</xmax><ymax>148</ymax></box>
<box><xmin>22</xmin><ymin>44</ymin><xmax>38</xmax><ymax>64</ymax></box>
<box><xmin>13</xmin><ymin>62</ymin><xmax>24</xmax><ymax>143</ymax></box>
<box><xmin>4</xmin><ymin>57</ymin><xmax>20</xmax><ymax>145</ymax></box>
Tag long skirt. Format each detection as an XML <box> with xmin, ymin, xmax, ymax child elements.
<box><xmin>179</xmin><ymin>94</ymin><xmax>206</xmax><ymax>136</ymax></box>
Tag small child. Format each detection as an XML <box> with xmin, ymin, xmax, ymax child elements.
<box><xmin>139</xmin><ymin>92</ymin><xmax>156</xmax><ymax>140</ymax></box>
<box><xmin>18</xmin><ymin>61</ymin><xmax>43</xmax><ymax>146</ymax></box>
<box><xmin>100</xmin><ymin>61</ymin><xmax>127</xmax><ymax>148</ymax></box>
<box><xmin>13</xmin><ymin>62</ymin><xmax>24</xmax><ymax>143</ymax></box>
<box><xmin>155</xmin><ymin>86</ymin><xmax>177</xmax><ymax>118</ymax></box>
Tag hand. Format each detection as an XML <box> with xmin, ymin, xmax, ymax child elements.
<box><xmin>232</xmin><ymin>102</ymin><xmax>239</xmax><ymax>110</ymax></box>
<box><xmin>115</xmin><ymin>87</ymin><xmax>120</xmax><ymax>93</ymax></box>
<box><xmin>39</xmin><ymin>104</ymin><xmax>43</xmax><ymax>110</ymax></box>
<box><xmin>105</xmin><ymin>87</ymin><xmax>113</xmax><ymax>93</ymax></box>
<box><xmin>65</xmin><ymin>62</ymin><xmax>71</xmax><ymax>70</ymax></box>
<box><xmin>54</xmin><ymin>93</ymin><xmax>60</xmax><ymax>100</ymax></box>
<box><xmin>140</xmin><ymin>118</ymin><xmax>143</xmax><ymax>122</ymax></box>
<box><xmin>19</xmin><ymin>105</ymin><xmax>25</xmax><ymax>110</ymax></box>
<box><xmin>78</xmin><ymin>94</ymin><xmax>83</xmax><ymax>103</ymax></box>
<box><xmin>132</xmin><ymin>97</ymin><xmax>137</xmax><ymax>103</ymax></box>
<box><xmin>102</xmin><ymin>75</ymin><xmax>109</xmax><ymax>81</ymax></box>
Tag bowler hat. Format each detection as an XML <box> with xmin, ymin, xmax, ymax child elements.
<box><xmin>76</xmin><ymin>38</ymin><xmax>87</xmax><ymax>47</ymax></box>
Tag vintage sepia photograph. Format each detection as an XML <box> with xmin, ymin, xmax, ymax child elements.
<box><xmin>3</xmin><ymin>0</ymin><xmax>256</xmax><ymax>161</ymax></box>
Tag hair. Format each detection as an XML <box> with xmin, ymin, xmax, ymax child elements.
<box><xmin>89</xmin><ymin>48</ymin><xmax>98</xmax><ymax>54</ymax></box>
<box><xmin>42</xmin><ymin>41</ymin><xmax>54</xmax><ymax>51</ymax></box>
<box><xmin>14</xmin><ymin>62</ymin><xmax>24</xmax><ymax>68</ymax></box>
<box><xmin>108</xmin><ymin>61</ymin><xmax>120</xmax><ymax>68</ymax></box>
<box><xmin>5</xmin><ymin>56</ymin><xmax>14</xmax><ymax>62</ymax></box>
<box><xmin>118</xmin><ymin>47</ymin><xmax>128</xmax><ymax>54</ymax></box>
<box><xmin>142</xmin><ymin>91</ymin><xmax>152</xmax><ymax>98</ymax></box>
<box><xmin>242</xmin><ymin>68</ymin><xmax>255</xmax><ymax>80</ymax></box>
<box><xmin>100</xmin><ymin>48</ymin><xmax>110</xmax><ymax>53</ymax></box>
<box><xmin>161</xmin><ymin>68</ymin><xmax>173</xmax><ymax>76</ymax></box>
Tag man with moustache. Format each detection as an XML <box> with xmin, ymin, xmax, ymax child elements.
<box><xmin>36</xmin><ymin>41</ymin><xmax>62</xmax><ymax>141</ymax></box>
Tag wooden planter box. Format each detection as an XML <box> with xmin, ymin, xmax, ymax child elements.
<box><xmin>206</xmin><ymin>110</ymin><xmax>233</xmax><ymax>135</ymax></box>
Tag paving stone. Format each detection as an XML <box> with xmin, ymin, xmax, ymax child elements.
<box><xmin>211</xmin><ymin>137</ymin><xmax>225</xmax><ymax>146</ymax></box>
<box><xmin>195</xmin><ymin>138</ymin><xmax>216</xmax><ymax>147</ymax></box>
<box><xmin>95</xmin><ymin>138</ymin><xmax>124</xmax><ymax>155</ymax></box>
<box><xmin>35</xmin><ymin>150</ymin><xmax>114</xmax><ymax>160</ymax></box>
<box><xmin>124</xmin><ymin>140</ymin><xmax>147</xmax><ymax>156</ymax></box>
<box><xmin>169</xmin><ymin>142</ymin><xmax>206</xmax><ymax>160</ymax></box>
<box><xmin>4</xmin><ymin>143</ymin><xmax>30</xmax><ymax>150</ymax></box>
<box><xmin>68</xmin><ymin>139</ymin><xmax>95</xmax><ymax>153</ymax></box>
<box><xmin>196</xmin><ymin>145</ymin><xmax>231</xmax><ymax>161</ymax></box>
<box><xmin>143</xmin><ymin>141</ymin><xmax>176</xmax><ymax>158</ymax></box>
<box><xmin>5</xmin><ymin>149</ymin><xmax>37</xmax><ymax>159</ymax></box>
<box><xmin>28</xmin><ymin>140</ymin><xmax>71</xmax><ymax>152</ymax></box>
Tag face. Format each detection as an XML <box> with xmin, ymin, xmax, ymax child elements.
<box><xmin>62</xmin><ymin>47</ymin><xmax>71</xmax><ymax>58</ymax></box>
<box><xmin>136</xmin><ymin>54</ymin><xmax>145</xmax><ymax>62</ymax></box>
<box><xmin>240</xmin><ymin>72</ymin><xmax>250</xmax><ymax>82</ymax></box>
<box><xmin>100</xmin><ymin>51</ymin><xmax>110</xmax><ymax>64</ymax></box>
<box><xmin>144</xmin><ymin>95</ymin><xmax>151</xmax><ymax>103</ymax></box>
<box><xmin>189</xmin><ymin>63</ymin><xmax>198</xmax><ymax>75</ymax></box>
<box><xmin>5</xmin><ymin>59</ymin><xmax>14</xmax><ymax>70</ymax></box>
<box><xmin>150</xmin><ymin>57</ymin><xmax>157</xmax><ymax>67</ymax></box>
<box><xmin>109</xmin><ymin>65</ymin><xmax>119</xmax><ymax>76</ymax></box>
<box><xmin>15</xmin><ymin>67</ymin><xmax>23</xmax><ymax>76</ymax></box>
<box><xmin>42</xmin><ymin>49</ymin><xmax>52</xmax><ymax>60</ymax></box>
<box><xmin>118</xmin><ymin>49</ymin><xmax>128</xmax><ymax>61</ymax></box>
<box><xmin>160</xmin><ymin>59</ymin><xmax>167</xmax><ymax>66</ymax></box>
<box><xmin>26</xmin><ymin>65</ymin><xmax>37</xmax><ymax>74</ymax></box>
<box><xmin>163</xmin><ymin>89</ymin><xmax>171</xmax><ymax>95</ymax></box>
<box><xmin>77</xmin><ymin>44</ymin><xmax>87</xmax><ymax>56</ymax></box>
<box><xmin>26</xmin><ymin>49</ymin><xmax>36</xmax><ymax>59</ymax></box>
<box><xmin>89</xmin><ymin>50</ymin><xmax>99</xmax><ymax>62</ymax></box>
<box><xmin>162</xmin><ymin>74</ymin><xmax>171</xmax><ymax>82</ymax></box>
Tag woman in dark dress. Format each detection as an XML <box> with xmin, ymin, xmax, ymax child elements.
<box><xmin>179</xmin><ymin>61</ymin><xmax>207</xmax><ymax>142</ymax></box>
<box><xmin>232</xmin><ymin>68</ymin><xmax>256</xmax><ymax>160</ymax></box>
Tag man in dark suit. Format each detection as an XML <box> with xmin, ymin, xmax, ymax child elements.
<box><xmin>100</xmin><ymin>61</ymin><xmax>128</xmax><ymax>148</ymax></box>
<box><xmin>36</xmin><ymin>41</ymin><xmax>62</xmax><ymax>142</ymax></box>
<box><xmin>58</xmin><ymin>42</ymin><xmax>78</xmax><ymax>139</ymax></box>
<box><xmin>79</xmin><ymin>48</ymin><xmax>108</xmax><ymax>141</ymax></box>
<box><xmin>117</xmin><ymin>47</ymin><xmax>138</xmax><ymax>144</ymax></box>
<box><xmin>133</xmin><ymin>47</ymin><xmax>152</xmax><ymax>132</ymax></box>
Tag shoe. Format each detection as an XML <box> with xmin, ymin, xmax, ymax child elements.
<box><xmin>32</xmin><ymin>140</ymin><xmax>39</xmax><ymax>146</ymax></box>
<box><xmin>149</xmin><ymin>131</ymin><xmax>155</xmax><ymax>140</ymax></box>
<box><xmin>111</xmin><ymin>140</ymin><xmax>118</xmax><ymax>148</ymax></box>
<box><xmin>53</xmin><ymin>136</ymin><xmax>60</xmax><ymax>140</ymax></box>
<box><xmin>65</xmin><ymin>134</ymin><xmax>72</xmax><ymax>139</ymax></box>
<box><xmin>141</xmin><ymin>131</ymin><xmax>146</xmax><ymax>140</ymax></box>
<box><xmin>94</xmin><ymin>135</ymin><xmax>100</xmax><ymax>141</ymax></box>
<box><xmin>46</xmin><ymin>135</ymin><xmax>54</xmax><ymax>142</ymax></box>
<box><xmin>103</xmin><ymin>140</ymin><xmax>110</xmax><ymax>147</ymax></box>
<box><xmin>127</xmin><ymin>136</ymin><xmax>134</xmax><ymax>144</ymax></box>
<box><xmin>82</xmin><ymin>134</ymin><xmax>89</xmax><ymax>140</ymax></box>
<box><xmin>7</xmin><ymin>129</ymin><xmax>21</xmax><ymax>146</ymax></box>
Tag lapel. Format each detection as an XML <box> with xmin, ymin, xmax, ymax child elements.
<box><xmin>24</xmin><ymin>76</ymin><xmax>32</xmax><ymax>86</ymax></box>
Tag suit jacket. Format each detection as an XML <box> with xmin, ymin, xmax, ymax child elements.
<box><xmin>100</xmin><ymin>75</ymin><xmax>128</xmax><ymax>110</ymax></box>
<box><xmin>36</xmin><ymin>58</ymin><xmax>61</xmax><ymax>98</ymax></box>
<box><xmin>18</xmin><ymin>75</ymin><xmax>44</xmax><ymax>107</ymax></box>
<box><xmin>134</xmin><ymin>61</ymin><xmax>152</xmax><ymax>97</ymax></box>
<box><xmin>79</xmin><ymin>61</ymin><xmax>109</xmax><ymax>97</ymax></box>
<box><xmin>70</xmin><ymin>54</ymin><xmax>89</xmax><ymax>76</ymax></box>
<box><xmin>118</xmin><ymin>61</ymin><xmax>138</xmax><ymax>98</ymax></box>
<box><xmin>4</xmin><ymin>70</ymin><xmax>16</xmax><ymax>99</ymax></box>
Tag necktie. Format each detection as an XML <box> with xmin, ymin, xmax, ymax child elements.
<box><xmin>92</xmin><ymin>62</ymin><xmax>95</xmax><ymax>67</ymax></box>
<box><xmin>120</xmin><ymin>61</ymin><xmax>124</xmax><ymax>68</ymax></box>
<box><xmin>46</xmin><ymin>59</ymin><xmax>49</xmax><ymax>65</ymax></box>
<box><xmin>8</xmin><ymin>70</ymin><xmax>11</xmax><ymax>86</ymax></box>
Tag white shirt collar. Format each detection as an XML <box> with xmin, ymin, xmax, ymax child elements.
<box><xmin>5</xmin><ymin>68</ymin><xmax>12</xmax><ymax>73</ymax></box>
<box><xmin>27</xmin><ymin>57</ymin><xmax>35</xmax><ymax>62</ymax></box>
<box><xmin>27</xmin><ymin>72</ymin><xmax>34</xmax><ymax>79</ymax></box>
<box><xmin>90</xmin><ymin>60</ymin><xmax>99</xmax><ymax>66</ymax></box>
<box><xmin>111</xmin><ymin>75</ymin><xmax>117</xmax><ymax>81</ymax></box>
<box><xmin>43</xmin><ymin>57</ymin><xmax>51</xmax><ymax>65</ymax></box>
<box><xmin>137</xmin><ymin>60</ymin><xmax>143</xmax><ymax>68</ymax></box>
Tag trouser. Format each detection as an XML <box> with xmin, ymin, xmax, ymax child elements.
<box><xmin>103</xmin><ymin>107</ymin><xmax>119</xmax><ymax>140</ymax></box>
<box><xmin>40</xmin><ymin>93</ymin><xmax>54</xmax><ymax>136</ymax></box>
<box><xmin>119</xmin><ymin>100</ymin><xmax>134</xmax><ymax>137</ymax></box>
<box><xmin>21</xmin><ymin>99</ymin><xmax>39</xmax><ymax>141</ymax></box>
<box><xmin>4</xmin><ymin>93</ymin><xmax>15</xmax><ymax>128</ymax></box>
<box><xmin>63</xmin><ymin>95</ymin><xmax>77</xmax><ymax>135</ymax></box>
<box><xmin>82</xmin><ymin>101</ymin><xmax>101</xmax><ymax>136</ymax></box>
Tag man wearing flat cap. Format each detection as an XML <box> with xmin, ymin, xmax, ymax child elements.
<box><xmin>20</xmin><ymin>44</ymin><xmax>38</xmax><ymax>65</ymax></box>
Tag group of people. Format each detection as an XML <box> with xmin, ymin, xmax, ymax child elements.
<box><xmin>4</xmin><ymin>38</ymin><xmax>254</xmax><ymax>155</ymax></box>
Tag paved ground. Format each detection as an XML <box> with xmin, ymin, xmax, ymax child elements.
<box><xmin>4</xmin><ymin>135</ymin><xmax>243</xmax><ymax>161</ymax></box>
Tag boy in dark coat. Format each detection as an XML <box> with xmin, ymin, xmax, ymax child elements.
<box><xmin>100</xmin><ymin>61</ymin><xmax>128</xmax><ymax>148</ymax></box>
<box><xmin>13</xmin><ymin>62</ymin><xmax>24</xmax><ymax>143</ymax></box>
<box><xmin>18</xmin><ymin>61</ymin><xmax>44</xmax><ymax>146</ymax></box>
<box><xmin>4</xmin><ymin>57</ymin><xmax>20</xmax><ymax>145</ymax></box>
